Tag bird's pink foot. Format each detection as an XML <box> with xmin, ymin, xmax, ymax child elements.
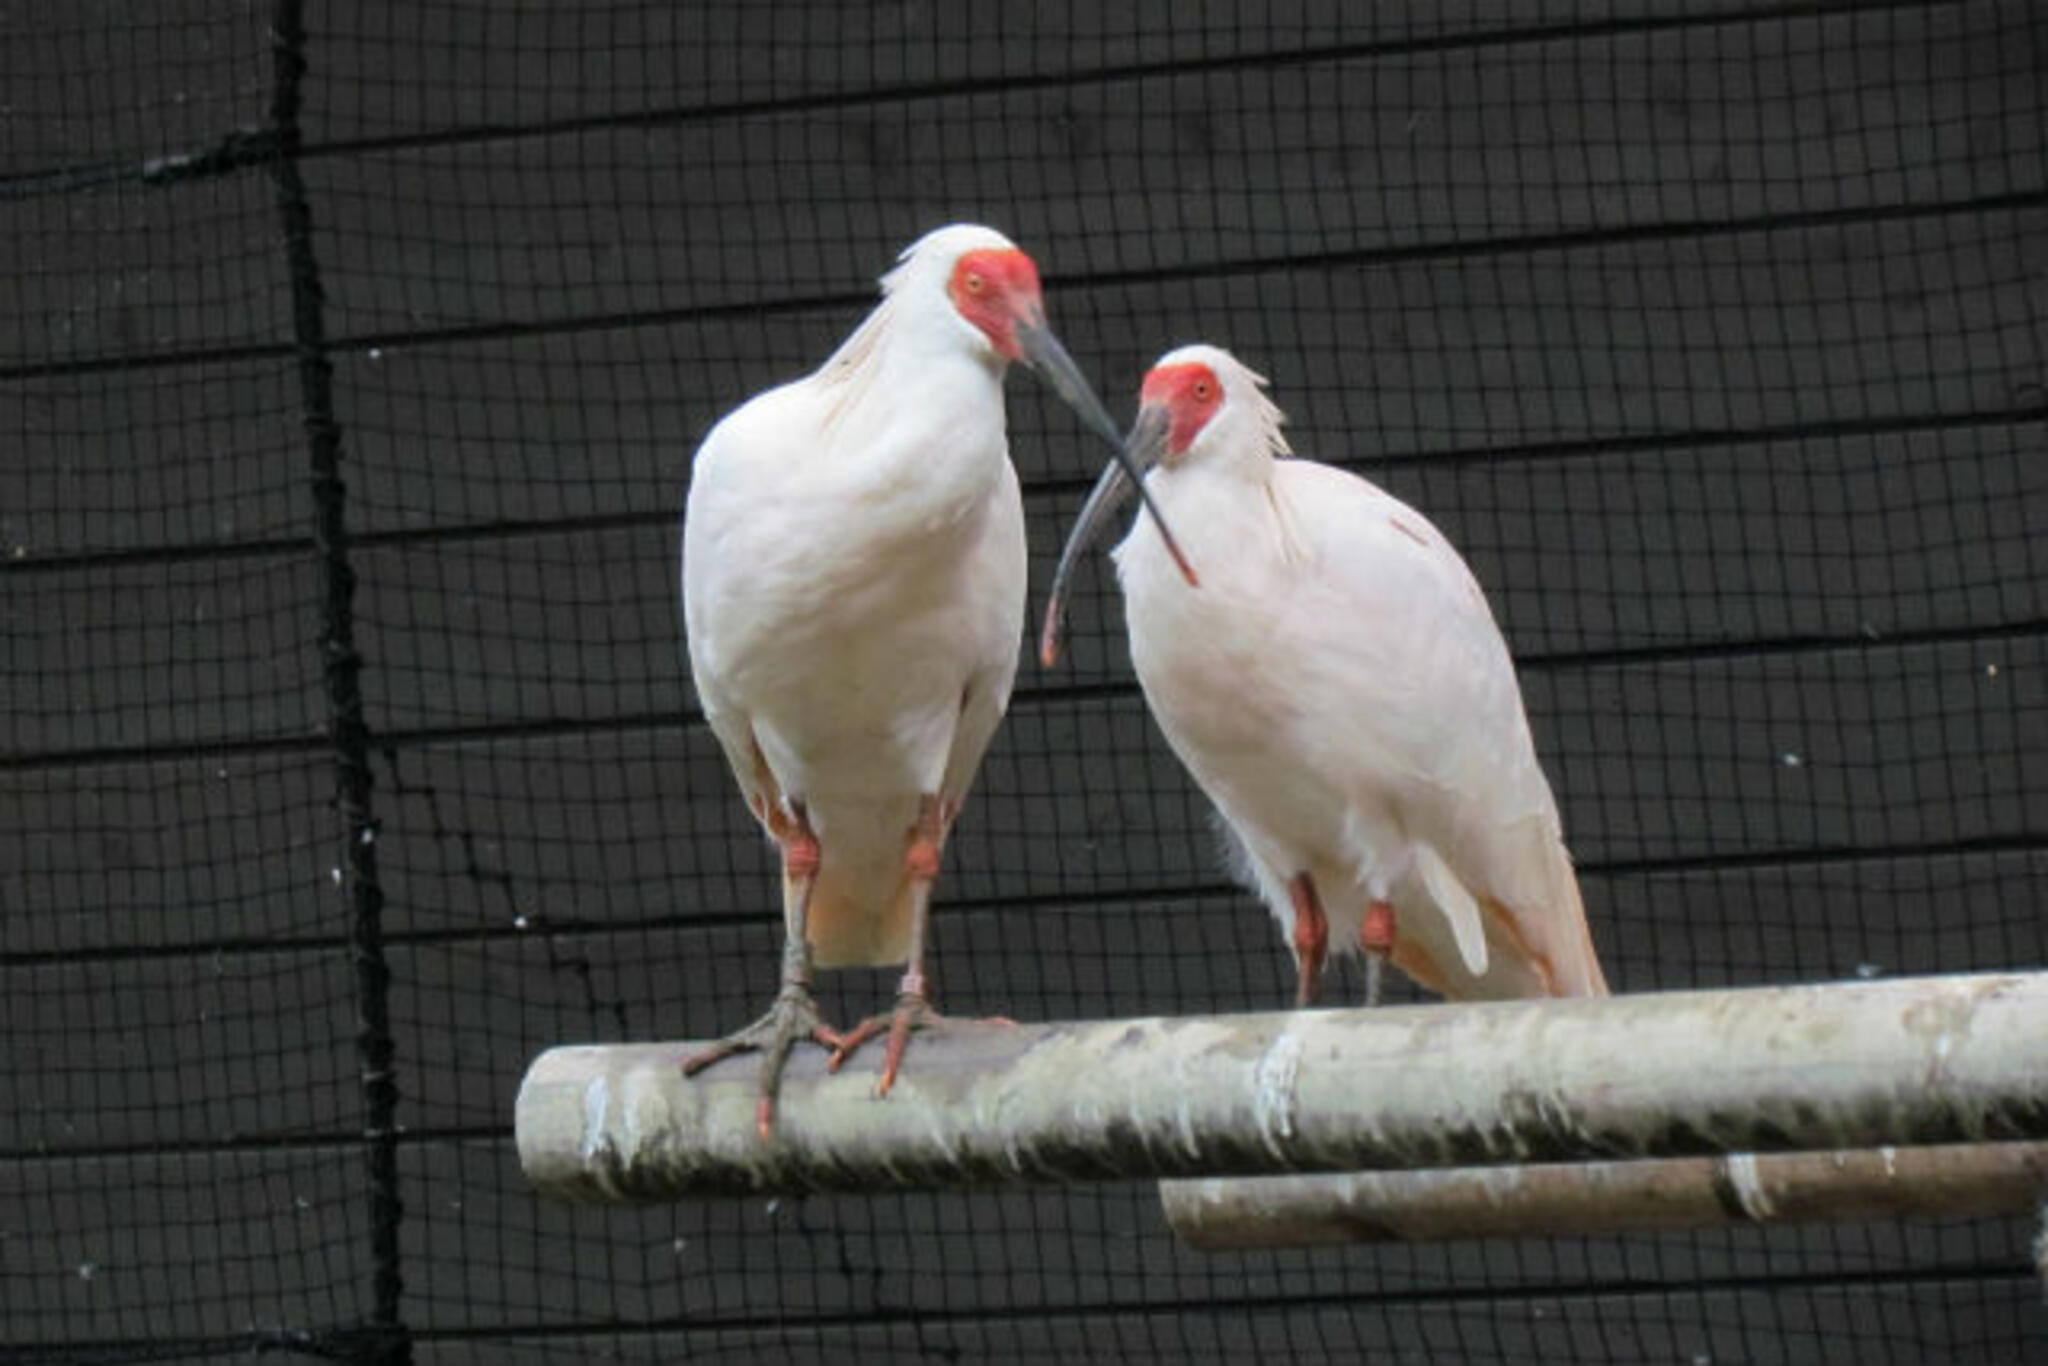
<box><xmin>827</xmin><ymin>991</ymin><xmax>941</xmax><ymax>1098</ymax></box>
<box><xmin>681</xmin><ymin>983</ymin><xmax>845</xmax><ymax>1139</ymax></box>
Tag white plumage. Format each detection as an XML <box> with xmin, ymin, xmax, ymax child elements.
<box><xmin>685</xmin><ymin>228</ymin><xmax>1025</xmax><ymax>969</ymax></box>
<box><xmin>681</xmin><ymin>224</ymin><xmax>1145</xmax><ymax>1130</ymax></box>
<box><xmin>1046</xmin><ymin>344</ymin><xmax>1607</xmax><ymax>1005</ymax></box>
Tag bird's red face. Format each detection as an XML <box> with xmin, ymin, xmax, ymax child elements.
<box><xmin>947</xmin><ymin>247</ymin><xmax>1044</xmax><ymax>361</ymax></box>
<box><xmin>1138</xmin><ymin>361</ymin><xmax>1225</xmax><ymax>459</ymax></box>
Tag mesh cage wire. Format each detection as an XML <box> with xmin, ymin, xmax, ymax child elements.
<box><xmin>3</xmin><ymin>1</ymin><xmax>2046</xmax><ymax>1363</ymax></box>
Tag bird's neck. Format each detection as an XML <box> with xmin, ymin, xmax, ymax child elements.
<box><xmin>1141</xmin><ymin>453</ymin><xmax>1304</xmax><ymax>572</ymax></box>
<box><xmin>799</xmin><ymin>304</ymin><xmax>1012</xmax><ymax>539</ymax></box>
<box><xmin>1167</xmin><ymin>438</ymin><xmax>1276</xmax><ymax>490</ymax></box>
<box><xmin>823</xmin><ymin>304</ymin><xmax>1008</xmax><ymax>451</ymax></box>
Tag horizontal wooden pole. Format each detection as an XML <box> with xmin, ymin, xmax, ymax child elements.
<box><xmin>1159</xmin><ymin>1142</ymin><xmax>2048</xmax><ymax>1248</ymax></box>
<box><xmin>515</xmin><ymin>972</ymin><xmax>2048</xmax><ymax>1202</ymax></box>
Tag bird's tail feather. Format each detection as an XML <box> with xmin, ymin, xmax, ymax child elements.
<box><xmin>807</xmin><ymin>869</ymin><xmax>914</xmax><ymax>968</ymax></box>
<box><xmin>1476</xmin><ymin>859</ymin><xmax>1608</xmax><ymax>1000</ymax></box>
<box><xmin>1528</xmin><ymin>846</ymin><xmax>1609</xmax><ymax>998</ymax></box>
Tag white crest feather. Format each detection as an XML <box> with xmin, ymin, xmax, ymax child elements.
<box><xmin>1235</xmin><ymin>359</ymin><xmax>1292</xmax><ymax>460</ymax></box>
<box><xmin>1152</xmin><ymin>342</ymin><xmax>1292</xmax><ymax>461</ymax></box>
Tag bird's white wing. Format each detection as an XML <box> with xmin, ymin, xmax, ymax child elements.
<box><xmin>681</xmin><ymin>359</ymin><xmax>1028</xmax><ymax>966</ymax></box>
<box><xmin>1270</xmin><ymin>460</ymin><xmax>1574</xmax><ymax>926</ymax></box>
<box><xmin>939</xmin><ymin>456</ymin><xmax>1028</xmax><ymax>813</ymax></box>
<box><xmin>680</xmin><ymin>377</ymin><xmax>824</xmax><ymax>823</ymax></box>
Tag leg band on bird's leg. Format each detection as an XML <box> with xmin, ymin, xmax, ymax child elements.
<box><xmin>1361</xmin><ymin>899</ymin><xmax>1396</xmax><ymax>956</ymax></box>
<box><xmin>1287</xmin><ymin>873</ymin><xmax>1329</xmax><ymax>1008</ymax></box>
<box><xmin>903</xmin><ymin>793</ymin><xmax>944</xmax><ymax>882</ymax></box>
<box><xmin>782</xmin><ymin>827</ymin><xmax>821</xmax><ymax>882</ymax></box>
<box><xmin>824</xmin><ymin>916</ymin><xmax>940</xmax><ymax>1095</ymax></box>
<box><xmin>876</xmin><ymin>913</ymin><xmax>936</xmax><ymax>1099</ymax></box>
<box><xmin>680</xmin><ymin>803</ymin><xmax>845</xmax><ymax>1139</ymax></box>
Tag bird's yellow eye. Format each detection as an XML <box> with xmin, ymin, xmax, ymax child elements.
<box><xmin>964</xmin><ymin>271</ymin><xmax>985</xmax><ymax>295</ymax></box>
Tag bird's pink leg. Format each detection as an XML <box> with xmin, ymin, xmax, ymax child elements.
<box><xmin>681</xmin><ymin>802</ymin><xmax>845</xmax><ymax>1139</ymax></box>
<box><xmin>1287</xmin><ymin>873</ymin><xmax>1329</xmax><ymax>1008</ymax></box>
<box><xmin>829</xmin><ymin>794</ymin><xmax>948</xmax><ymax>1095</ymax></box>
<box><xmin>1361</xmin><ymin>898</ymin><xmax>1396</xmax><ymax>1007</ymax></box>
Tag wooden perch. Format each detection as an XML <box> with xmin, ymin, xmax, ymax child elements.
<box><xmin>515</xmin><ymin>972</ymin><xmax>2048</xmax><ymax>1203</ymax></box>
<box><xmin>1159</xmin><ymin>1141</ymin><xmax>2048</xmax><ymax>1248</ymax></box>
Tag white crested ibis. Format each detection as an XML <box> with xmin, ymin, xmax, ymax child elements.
<box><xmin>1042</xmin><ymin>343</ymin><xmax>1606</xmax><ymax>1007</ymax></box>
<box><xmin>680</xmin><ymin>224</ymin><xmax>1192</xmax><ymax>1135</ymax></box>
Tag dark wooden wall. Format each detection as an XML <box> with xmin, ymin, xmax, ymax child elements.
<box><xmin>4</xmin><ymin>2</ymin><xmax>2045</xmax><ymax>1362</ymax></box>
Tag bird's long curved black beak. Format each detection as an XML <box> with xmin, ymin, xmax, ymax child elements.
<box><xmin>1015</xmin><ymin>319</ymin><xmax>1199</xmax><ymax>610</ymax></box>
<box><xmin>1014</xmin><ymin>315</ymin><xmax>1122</xmax><ymax>450</ymax></box>
<box><xmin>1038</xmin><ymin>403</ymin><xmax>1178</xmax><ymax>668</ymax></box>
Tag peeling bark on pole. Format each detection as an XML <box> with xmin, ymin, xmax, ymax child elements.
<box><xmin>1159</xmin><ymin>1142</ymin><xmax>2048</xmax><ymax>1248</ymax></box>
<box><xmin>515</xmin><ymin>972</ymin><xmax>2048</xmax><ymax>1202</ymax></box>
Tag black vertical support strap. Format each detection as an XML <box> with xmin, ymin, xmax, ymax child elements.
<box><xmin>266</xmin><ymin>3</ymin><xmax>411</xmax><ymax>1362</ymax></box>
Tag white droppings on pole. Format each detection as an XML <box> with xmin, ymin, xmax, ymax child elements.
<box><xmin>1723</xmin><ymin>1152</ymin><xmax>1776</xmax><ymax>1220</ymax></box>
<box><xmin>618</xmin><ymin>1057</ymin><xmax>683</xmax><ymax>1182</ymax></box>
<box><xmin>1252</xmin><ymin>1030</ymin><xmax>1303</xmax><ymax>1159</ymax></box>
<box><xmin>918</xmin><ymin>1090</ymin><xmax>962</xmax><ymax>1182</ymax></box>
<box><xmin>1174</xmin><ymin>1077</ymin><xmax>1201</xmax><ymax>1163</ymax></box>
<box><xmin>580</xmin><ymin>1075</ymin><xmax>610</xmax><ymax>1164</ymax></box>
<box><xmin>1475</xmin><ymin>1164</ymin><xmax>1533</xmax><ymax>1209</ymax></box>
<box><xmin>992</xmin><ymin>1081</ymin><xmax>1028</xmax><ymax>1179</ymax></box>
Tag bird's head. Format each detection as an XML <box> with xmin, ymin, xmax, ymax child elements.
<box><xmin>942</xmin><ymin>237</ymin><xmax>1045</xmax><ymax>366</ymax></box>
<box><xmin>884</xmin><ymin>225</ymin><xmax>1198</xmax><ymax>593</ymax></box>
<box><xmin>1125</xmin><ymin>344</ymin><xmax>1290</xmax><ymax>473</ymax></box>
<box><xmin>888</xmin><ymin>224</ymin><xmax>1049</xmax><ymax>360</ymax></box>
<box><xmin>888</xmin><ymin>224</ymin><xmax>1121</xmax><ymax>443</ymax></box>
<box><xmin>1038</xmin><ymin>344</ymin><xmax>1280</xmax><ymax>667</ymax></box>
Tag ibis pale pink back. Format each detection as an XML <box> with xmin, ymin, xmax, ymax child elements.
<box><xmin>1044</xmin><ymin>343</ymin><xmax>1608</xmax><ymax>1007</ymax></box>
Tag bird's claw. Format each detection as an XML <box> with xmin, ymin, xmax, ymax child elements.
<box><xmin>680</xmin><ymin>985</ymin><xmax>845</xmax><ymax>1139</ymax></box>
<box><xmin>828</xmin><ymin>992</ymin><xmax>941</xmax><ymax>1098</ymax></box>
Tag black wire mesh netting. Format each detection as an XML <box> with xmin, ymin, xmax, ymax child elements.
<box><xmin>5</xmin><ymin>2</ymin><xmax>2046</xmax><ymax>1362</ymax></box>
